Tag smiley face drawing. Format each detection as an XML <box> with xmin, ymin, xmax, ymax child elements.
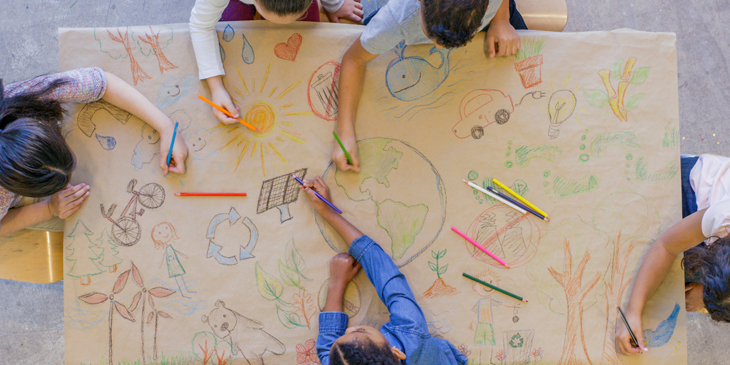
<box><xmin>155</xmin><ymin>74</ymin><xmax>197</xmax><ymax>110</ymax></box>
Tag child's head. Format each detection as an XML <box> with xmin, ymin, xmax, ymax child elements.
<box><xmin>253</xmin><ymin>0</ymin><xmax>313</xmax><ymax>24</ymax></box>
<box><xmin>330</xmin><ymin>325</ymin><xmax>404</xmax><ymax>365</ymax></box>
<box><xmin>0</xmin><ymin>79</ymin><xmax>75</xmax><ymax>198</ymax></box>
<box><xmin>472</xmin><ymin>268</ymin><xmax>499</xmax><ymax>297</ymax></box>
<box><xmin>151</xmin><ymin>222</ymin><xmax>179</xmax><ymax>249</ymax></box>
<box><xmin>683</xmin><ymin>237</ymin><xmax>730</xmax><ymax>321</ymax></box>
<box><xmin>420</xmin><ymin>0</ymin><xmax>490</xmax><ymax>48</ymax></box>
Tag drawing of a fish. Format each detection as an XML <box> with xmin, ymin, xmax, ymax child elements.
<box><xmin>386</xmin><ymin>41</ymin><xmax>451</xmax><ymax>101</ymax></box>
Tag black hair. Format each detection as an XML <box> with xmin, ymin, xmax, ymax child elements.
<box><xmin>422</xmin><ymin>0</ymin><xmax>490</xmax><ymax>48</ymax></box>
<box><xmin>257</xmin><ymin>0</ymin><xmax>313</xmax><ymax>17</ymax></box>
<box><xmin>0</xmin><ymin>77</ymin><xmax>76</xmax><ymax>198</ymax></box>
<box><xmin>683</xmin><ymin>236</ymin><xmax>730</xmax><ymax>322</ymax></box>
<box><xmin>330</xmin><ymin>338</ymin><xmax>400</xmax><ymax>365</ymax></box>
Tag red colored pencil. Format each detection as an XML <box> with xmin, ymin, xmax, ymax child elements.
<box><xmin>175</xmin><ymin>192</ymin><xmax>247</xmax><ymax>196</ymax></box>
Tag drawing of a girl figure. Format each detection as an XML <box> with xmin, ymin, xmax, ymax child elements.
<box><xmin>470</xmin><ymin>269</ymin><xmax>517</xmax><ymax>364</ymax></box>
<box><xmin>152</xmin><ymin>222</ymin><xmax>195</xmax><ymax>298</ymax></box>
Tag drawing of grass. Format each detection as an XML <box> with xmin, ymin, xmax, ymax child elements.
<box><xmin>81</xmin><ymin>352</ymin><xmax>197</xmax><ymax>365</ymax></box>
<box><xmin>515</xmin><ymin>37</ymin><xmax>546</xmax><ymax>61</ymax></box>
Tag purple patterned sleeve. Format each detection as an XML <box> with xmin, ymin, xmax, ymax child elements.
<box><xmin>4</xmin><ymin>67</ymin><xmax>108</xmax><ymax>103</ymax></box>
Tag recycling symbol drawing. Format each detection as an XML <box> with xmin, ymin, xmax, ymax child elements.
<box><xmin>206</xmin><ymin>207</ymin><xmax>259</xmax><ymax>265</ymax></box>
<box><xmin>509</xmin><ymin>333</ymin><xmax>524</xmax><ymax>348</ymax></box>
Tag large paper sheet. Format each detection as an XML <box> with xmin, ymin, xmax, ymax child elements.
<box><xmin>60</xmin><ymin>22</ymin><xmax>686</xmax><ymax>365</ymax></box>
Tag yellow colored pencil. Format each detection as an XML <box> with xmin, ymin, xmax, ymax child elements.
<box><xmin>493</xmin><ymin>179</ymin><xmax>549</xmax><ymax>218</ymax></box>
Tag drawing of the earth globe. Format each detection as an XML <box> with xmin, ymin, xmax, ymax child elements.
<box><xmin>315</xmin><ymin>138</ymin><xmax>446</xmax><ymax>267</ymax></box>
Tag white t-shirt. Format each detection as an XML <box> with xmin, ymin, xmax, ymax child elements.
<box><xmin>190</xmin><ymin>0</ymin><xmax>344</xmax><ymax>80</ymax></box>
<box><xmin>360</xmin><ymin>0</ymin><xmax>502</xmax><ymax>55</ymax></box>
<box><xmin>689</xmin><ymin>154</ymin><xmax>730</xmax><ymax>243</ymax></box>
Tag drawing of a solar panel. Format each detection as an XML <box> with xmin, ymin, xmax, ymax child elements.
<box><xmin>256</xmin><ymin>168</ymin><xmax>307</xmax><ymax>223</ymax></box>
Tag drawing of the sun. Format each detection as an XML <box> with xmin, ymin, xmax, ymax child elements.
<box><xmin>220</xmin><ymin>63</ymin><xmax>311</xmax><ymax>177</ymax></box>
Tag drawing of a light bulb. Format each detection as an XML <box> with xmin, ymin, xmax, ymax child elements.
<box><xmin>547</xmin><ymin>90</ymin><xmax>577</xmax><ymax>139</ymax></box>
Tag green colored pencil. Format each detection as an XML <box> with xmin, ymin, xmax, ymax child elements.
<box><xmin>332</xmin><ymin>131</ymin><xmax>353</xmax><ymax>165</ymax></box>
<box><xmin>463</xmin><ymin>273</ymin><xmax>528</xmax><ymax>302</ymax></box>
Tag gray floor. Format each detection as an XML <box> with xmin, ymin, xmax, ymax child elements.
<box><xmin>0</xmin><ymin>0</ymin><xmax>728</xmax><ymax>364</ymax></box>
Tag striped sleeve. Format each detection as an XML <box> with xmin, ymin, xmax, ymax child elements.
<box><xmin>4</xmin><ymin>67</ymin><xmax>108</xmax><ymax>103</ymax></box>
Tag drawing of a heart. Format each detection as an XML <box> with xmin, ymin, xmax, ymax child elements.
<box><xmin>274</xmin><ymin>33</ymin><xmax>302</xmax><ymax>61</ymax></box>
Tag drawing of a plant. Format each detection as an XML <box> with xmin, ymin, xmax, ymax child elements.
<box><xmin>584</xmin><ymin>57</ymin><xmax>650</xmax><ymax>122</ymax></box>
<box><xmin>292</xmin><ymin>288</ymin><xmax>318</xmax><ymax>330</ymax></box>
<box><xmin>95</xmin><ymin>27</ymin><xmax>151</xmax><ymax>86</ymax></box>
<box><xmin>214</xmin><ymin>348</ymin><xmax>231</xmax><ymax>365</ymax></box>
<box><xmin>514</xmin><ymin>37</ymin><xmax>546</xmax><ymax>89</ymax></box>
<box><xmin>423</xmin><ymin>249</ymin><xmax>458</xmax><ymax>299</ymax></box>
<box><xmin>66</xmin><ymin>220</ymin><xmax>103</xmax><ymax>285</ymax></box>
<box><xmin>136</xmin><ymin>25</ymin><xmax>178</xmax><ymax>74</ymax></box>
<box><xmin>198</xmin><ymin>339</ymin><xmax>214</xmax><ymax>365</ymax></box>
<box><xmin>78</xmin><ymin>264</ymin><xmax>138</xmax><ymax>365</ymax></box>
<box><xmin>279</xmin><ymin>239</ymin><xmax>313</xmax><ymax>289</ymax></box>
<box><xmin>94</xmin><ymin>229</ymin><xmax>123</xmax><ymax>273</ymax></box>
<box><xmin>255</xmin><ymin>262</ymin><xmax>289</xmax><ymax>306</ymax></box>
<box><xmin>192</xmin><ymin>332</ymin><xmax>234</xmax><ymax>365</ymax></box>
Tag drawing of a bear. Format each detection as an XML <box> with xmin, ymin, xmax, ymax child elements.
<box><xmin>201</xmin><ymin>300</ymin><xmax>285</xmax><ymax>365</ymax></box>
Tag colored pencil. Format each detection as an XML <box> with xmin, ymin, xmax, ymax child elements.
<box><xmin>175</xmin><ymin>193</ymin><xmax>247</xmax><ymax>197</ymax></box>
<box><xmin>462</xmin><ymin>180</ymin><xmax>526</xmax><ymax>215</ymax></box>
<box><xmin>292</xmin><ymin>176</ymin><xmax>342</xmax><ymax>214</ymax></box>
<box><xmin>166</xmin><ymin>121</ymin><xmax>178</xmax><ymax>167</ymax></box>
<box><xmin>198</xmin><ymin>95</ymin><xmax>258</xmax><ymax>132</ymax></box>
<box><xmin>486</xmin><ymin>186</ymin><xmax>549</xmax><ymax>222</ymax></box>
<box><xmin>463</xmin><ymin>273</ymin><xmax>527</xmax><ymax>302</ymax></box>
<box><xmin>451</xmin><ymin>226</ymin><xmax>510</xmax><ymax>268</ymax></box>
<box><xmin>617</xmin><ymin>307</ymin><xmax>640</xmax><ymax>349</ymax></box>
<box><xmin>493</xmin><ymin>178</ymin><xmax>550</xmax><ymax>218</ymax></box>
<box><xmin>332</xmin><ymin>132</ymin><xmax>353</xmax><ymax>165</ymax></box>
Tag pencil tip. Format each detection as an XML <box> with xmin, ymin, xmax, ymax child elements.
<box><xmin>524</xmin><ymin>299</ymin><xmax>528</xmax><ymax>303</ymax></box>
<box><xmin>174</xmin><ymin>193</ymin><xmax>180</xmax><ymax>196</ymax></box>
<box><xmin>505</xmin><ymin>265</ymin><xmax>511</xmax><ymax>269</ymax></box>
<box><xmin>462</xmin><ymin>179</ymin><xmax>468</xmax><ymax>184</ymax></box>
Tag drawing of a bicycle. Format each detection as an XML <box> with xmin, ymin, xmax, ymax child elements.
<box><xmin>101</xmin><ymin>179</ymin><xmax>165</xmax><ymax>246</ymax></box>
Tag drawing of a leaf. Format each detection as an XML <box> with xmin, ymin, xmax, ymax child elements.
<box><xmin>78</xmin><ymin>292</ymin><xmax>108</xmax><ymax>305</ymax></box>
<box><xmin>439</xmin><ymin>264</ymin><xmax>449</xmax><ymax>276</ymax></box>
<box><xmin>131</xmin><ymin>262</ymin><xmax>143</xmax><ymax>287</ymax></box>
<box><xmin>438</xmin><ymin>250</ymin><xmax>447</xmax><ymax>259</ymax></box>
<box><xmin>611</xmin><ymin>59</ymin><xmax>623</xmax><ymax>80</ymax></box>
<box><xmin>149</xmin><ymin>287</ymin><xmax>176</xmax><ymax>298</ymax></box>
<box><xmin>285</xmin><ymin>240</ymin><xmax>312</xmax><ymax>281</ymax></box>
<box><xmin>584</xmin><ymin>89</ymin><xmax>609</xmax><ymax>108</ymax></box>
<box><xmin>256</xmin><ymin>262</ymin><xmax>284</xmax><ymax>302</ymax></box>
<box><xmin>276</xmin><ymin>304</ymin><xmax>305</xmax><ymax>329</ymax></box>
<box><xmin>629</xmin><ymin>67</ymin><xmax>650</xmax><ymax>85</ymax></box>
<box><xmin>625</xmin><ymin>93</ymin><xmax>646</xmax><ymax>111</ymax></box>
<box><xmin>147</xmin><ymin>312</ymin><xmax>154</xmax><ymax>324</ymax></box>
<box><xmin>428</xmin><ymin>262</ymin><xmax>438</xmax><ymax>272</ymax></box>
<box><xmin>113</xmin><ymin>270</ymin><xmax>131</xmax><ymax>294</ymax></box>
<box><xmin>279</xmin><ymin>260</ymin><xmax>301</xmax><ymax>288</ymax></box>
<box><xmin>431</xmin><ymin>251</ymin><xmax>438</xmax><ymax>259</ymax></box>
<box><xmin>148</xmin><ymin>295</ymin><xmax>155</xmax><ymax>310</ymax></box>
<box><xmin>158</xmin><ymin>311</ymin><xmax>171</xmax><ymax>318</ymax></box>
<box><xmin>114</xmin><ymin>301</ymin><xmax>136</xmax><ymax>322</ymax></box>
<box><xmin>129</xmin><ymin>291</ymin><xmax>142</xmax><ymax>312</ymax></box>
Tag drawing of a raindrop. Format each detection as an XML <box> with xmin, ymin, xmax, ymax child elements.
<box><xmin>241</xmin><ymin>33</ymin><xmax>254</xmax><ymax>64</ymax></box>
<box><xmin>219</xmin><ymin>43</ymin><xmax>226</xmax><ymax>62</ymax></box>
<box><xmin>95</xmin><ymin>133</ymin><xmax>116</xmax><ymax>150</ymax></box>
<box><xmin>222</xmin><ymin>24</ymin><xmax>235</xmax><ymax>42</ymax></box>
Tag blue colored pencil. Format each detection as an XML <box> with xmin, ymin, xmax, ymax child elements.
<box><xmin>166</xmin><ymin>122</ymin><xmax>179</xmax><ymax>167</ymax></box>
<box><xmin>292</xmin><ymin>175</ymin><xmax>342</xmax><ymax>214</ymax></box>
<box><xmin>486</xmin><ymin>186</ymin><xmax>548</xmax><ymax>221</ymax></box>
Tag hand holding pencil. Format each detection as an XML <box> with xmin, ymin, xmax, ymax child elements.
<box><xmin>160</xmin><ymin>120</ymin><xmax>188</xmax><ymax>175</ymax></box>
<box><xmin>331</xmin><ymin>131</ymin><xmax>360</xmax><ymax>173</ymax></box>
<box><xmin>299</xmin><ymin>176</ymin><xmax>341</xmax><ymax>215</ymax></box>
<box><xmin>615</xmin><ymin>308</ymin><xmax>648</xmax><ymax>355</ymax></box>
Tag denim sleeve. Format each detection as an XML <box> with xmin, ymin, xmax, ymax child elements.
<box><xmin>349</xmin><ymin>235</ymin><xmax>428</xmax><ymax>333</ymax></box>
<box><xmin>316</xmin><ymin>311</ymin><xmax>349</xmax><ymax>365</ymax></box>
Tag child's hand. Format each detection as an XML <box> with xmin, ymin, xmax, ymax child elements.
<box><xmin>615</xmin><ymin>310</ymin><xmax>648</xmax><ymax>355</ymax></box>
<box><xmin>329</xmin><ymin>253</ymin><xmax>361</xmax><ymax>287</ymax></box>
<box><xmin>210</xmin><ymin>84</ymin><xmax>240</xmax><ymax>125</ymax></box>
<box><xmin>326</xmin><ymin>0</ymin><xmax>364</xmax><ymax>24</ymax></box>
<box><xmin>331</xmin><ymin>133</ymin><xmax>360</xmax><ymax>173</ymax></box>
<box><xmin>300</xmin><ymin>177</ymin><xmax>335</xmax><ymax>214</ymax></box>
<box><xmin>159</xmin><ymin>122</ymin><xmax>189</xmax><ymax>175</ymax></box>
<box><xmin>485</xmin><ymin>20</ymin><xmax>520</xmax><ymax>58</ymax></box>
<box><xmin>48</xmin><ymin>183</ymin><xmax>90</xmax><ymax>219</ymax></box>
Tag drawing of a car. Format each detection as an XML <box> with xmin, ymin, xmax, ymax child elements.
<box><xmin>452</xmin><ymin>89</ymin><xmax>514</xmax><ymax>139</ymax></box>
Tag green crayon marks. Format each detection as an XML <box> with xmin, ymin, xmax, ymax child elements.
<box><xmin>635</xmin><ymin>157</ymin><xmax>679</xmax><ymax>183</ymax></box>
<box><xmin>663</xmin><ymin>126</ymin><xmax>679</xmax><ymax>148</ymax></box>
<box><xmin>552</xmin><ymin>174</ymin><xmax>598</xmax><ymax>198</ymax></box>
<box><xmin>376</xmin><ymin>199</ymin><xmax>428</xmax><ymax>259</ymax></box>
<box><xmin>590</xmin><ymin>131</ymin><xmax>640</xmax><ymax>158</ymax></box>
<box><xmin>515</xmin><ymin>145</ymin><xmax>562</xmax><ymax>167</ymax></box>
<box><xmin>505</xmin><ymin>140</ymin><xmax>514</xmax><ymax>168</ymax></box>
<box><xmin>468</xmin><ymin>170</ymin><xmax>479</xmax><ymax>181</ymax></box>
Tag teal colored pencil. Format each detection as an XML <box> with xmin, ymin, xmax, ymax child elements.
<box><xmin>463</xmin><ymin>273</ymin><xmax>528</xmax><ymax>302</ymax></box>
<box><xmin>166</xmin><ymin>122</ymin><xmax>178</xmax><ymax>167</ymax></box>
<box><xmin>332</xmin><ymin>132</ymin><xmax>353</xmax><ymax>165</ymax></box>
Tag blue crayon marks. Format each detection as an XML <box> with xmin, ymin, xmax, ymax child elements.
<box><xmin>95</xmin><ymin>133</ymin><xmax>116</xmax><ymax>150</ymax></box>
<box><xmin>386</xmin><ymin>41</ymin><xmax>451</xmax><ymax>101</ymax></box>
<box><xmin>642</xmin><ymin>303</ymin><xmax>680</xmax><ymax>348</ymax></box>
<box><xmin>155</xmin><ymin>73</ymin><xmax>197</xmax><ymax>109</ymax></box>
<box><xmin>206</xmin><ymin>208</ymin><xmax>259</xmax><ymax>265</ymax></box>
<box><xmin>222</xmin><ymin>24</ymin><xmax>235</xmax><ymax>42</ymax></box>
<box><xmin>241</xmin><ymin>33</ymin><xmax>254</xmax><ymax>64</ymax></box>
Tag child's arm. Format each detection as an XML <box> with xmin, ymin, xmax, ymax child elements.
<box><xmin>323</xmin><ymin>0</ymin><xmax>365</xmax><ymax>24</ymax></box>
<box><xmin>102</xmin><ymin>72</ymin><xmax>188</xmax><ymax>175</ymax></box>
<box><xmin>484</xmin><ymin>0</ymin><xmax>520</xmax><ymax>58</ymax></box>
<box><xmin>332</xmin><ymin>38</ymin><xmax>379</xmax><ymax>173</ymax></box>
<box><xmin>616</xmin><ymin>209</ymin><xmax>706</xmax><ymax>355</ymax></box>
<box><xmin>0</xmin><ymin>184</ymin><xmax>89</xmax><ymax>236</ymax></box>
<box><xmin>173</xmin><ymin>247</ymin><xmax>189</xmax><ymax>259</ymax></box>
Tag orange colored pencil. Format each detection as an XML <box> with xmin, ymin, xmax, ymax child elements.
<box><xmin>198</xmin><ymin>95</ymin><xmax>257</xmax><ymax>132</ymax></box>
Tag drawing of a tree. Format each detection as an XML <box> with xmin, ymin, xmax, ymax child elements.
<box><xmin>136</xmin><ymin>26</ymin><xmax>178</xmax><ymax>74</ymax></box>
<box><xmin>601</xmin><ymin>233</ymin><xmax>637</xmax><ymax>365</ymax></box>
<box><xmin>66</xmin><ymin>220</ymin><xmax>103</xmax><ymax>285</ymax></box>
<box><xmin>584</xmin><ymin>57</ymin><xmax>650</xmax><ymax>122</ymax></box>
<box><xmin>95</xmin><ymin>229</ymin><xmax>123</xmax><ymax>273</ymax></box>
<box><xmin>95</xmin><ymin>27</ymin><xmax>151</xmax><ymax>86</ymax></box>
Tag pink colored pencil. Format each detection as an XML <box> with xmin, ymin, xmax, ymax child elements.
<box><xmin>452</xmin><ymin>226</ymin><xmax>511</xmax><ymax>268</ymax></box>
<box><xmin>175</xmin><ymin>192</ymin><xmax>247</xmax><ymax>196</ymax></box>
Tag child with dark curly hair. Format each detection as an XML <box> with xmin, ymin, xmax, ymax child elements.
<box><xmin>331</xmin><ymin>0</ymin><xmax>527</xmax><ymax>172</ymax></box>
<box><xmin>616</xmin><ymin>154</ymin><xmax>730</xmax><ymax>355</ymax></box>
<box><xmin>301</xmin><ymin>177</ymin><xmax>467</xmax><ymax>365</ymax></box>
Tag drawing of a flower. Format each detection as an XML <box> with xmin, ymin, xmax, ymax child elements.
<box><xmin>296</xmin><ymin>338</ymin><xmax>318</xmax><ymax>364</ymax></box>
<box><xmin>457</xmin><ymin>343</ymin><xmax>471</xmax><ymax>357</ymax></box>
<box><xmin>532</xmin><ymin>347</ymin><xmax>544</xmax><ymax>361</ymax></box>
<box><xmin>496</xmin><ymin>349</ymin><xmax>505</xmax><ymax>362</ymax></box>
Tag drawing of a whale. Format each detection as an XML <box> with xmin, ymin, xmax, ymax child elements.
<box><xmin>386</xmin><ymin>41</ymin><xmax>451</xmax><ymax>101</ymax></box>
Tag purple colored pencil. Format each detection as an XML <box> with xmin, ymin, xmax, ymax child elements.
<box><xmin>292</xmin><ymin>176</ymin><xmax>342</xmax><ymax>214</ymax></box>
<box><xmin>486</xmin><ymin>186</ymin><xmax>548</xmax><ymax>221</ymax></box>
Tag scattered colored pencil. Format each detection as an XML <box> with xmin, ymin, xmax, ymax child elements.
<box><xmin>617</xmin><ymin>306</ymin><xmax>640</xmax><ymax>349</ymax></box>
<box><xmin>463</xmin><ymin>273</ymin><xmax>527</xmax><ymax>302</ymax></box>
<box><xmin>292</xmin><ymin>176</ymin><xmax>342</xmax><ymax>214</ymax></box>
<box><xmin>165</xmin><ymin>121</ymin><xmax>178</xmax><ymax>167</ymax></box>
<box><xmin>493</xmin><ymin>178</ymin><xmax>550</xmax><ymax>219</ymax></box>
<box><xmin>451</xmin><ymin>226</ymin><xmax>510</xmax><ymax>268</ymax></box>
<box><xmin>463</xmin><ymin>180</ymin><xmax>526</xmax><ymax>215</ymax></box>
<box><xmin>198</xmin><ymin>95</ymin><xmax>258</xmax><ymax>132</ymax></box>
<box><xmin>486</xmin><ymin>186</ymin><xmax>549</xmax><ymax>222</ymax></box>
<box><xmin>175</xmin><ymin>193</ymin><xmax>247</xmax><ymax>197</ymax></box>
<box><xmin>332</xmin><ymin>131</ymin><xmax>353</xmax><ymax>165</ymax></box>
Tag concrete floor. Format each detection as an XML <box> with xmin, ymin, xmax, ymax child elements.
<box><xmin>0</xmin><ymin>0</ymin><xmax>729</xmax><ymax>364</ymax></box>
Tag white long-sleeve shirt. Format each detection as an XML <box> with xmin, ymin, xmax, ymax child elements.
<box><xmin>190</xmin><ymin>0</ymin><xmax>344</xmax><ymax>80</ymax></box>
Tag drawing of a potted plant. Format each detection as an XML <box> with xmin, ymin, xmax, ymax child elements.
<box><xmin>514</xmin><ymin>37</ymin><xmax>546</xmax><ymax>89</ymax></box>
<box><xmin>584</xmin><ymin>57</ymin><xmax>651</xmax><ymax>122</ymax></box>
<box><xmin>423</xmin><ymin>249</ymin><xmax>458</xmax><ymax>299</ymax></box>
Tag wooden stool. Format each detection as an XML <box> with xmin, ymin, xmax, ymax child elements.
<box><xmin>0</xmin><ymin>229</ymin><xmax>64</xmax><ymax>283</ymax></box>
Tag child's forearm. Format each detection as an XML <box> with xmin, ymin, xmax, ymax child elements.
<box><xmin>102</xmin><ymin>71</ymin><xmax>174</xmax><ymax>136</ymax></box>
<box><xmin>0</xmin><ymin>202</ymin><xmax>54</xmax><ymax>236</ymax></box>
<box><xmin>491</xmin><ymin>0</ymin><xmax>511</xmax><ymax>23</ymax></box>
<box><xmin>336</xmin><ymin>38</ymin><xmax>376</xmax><ymax>138</ymax></box>
<box><xmin>323</xmin><ymin>283</ymin><xmax>347</xmax><ymax>312</ymax></box>
<box><xmin>319</xmin><ymin>210</ymin><xmax>363</xmax><ymax>247</ymax></box>
<box><xmin>205</xmin><ymin>76</ymin><xmax>227</xmax><ymax>94</ymax></box>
